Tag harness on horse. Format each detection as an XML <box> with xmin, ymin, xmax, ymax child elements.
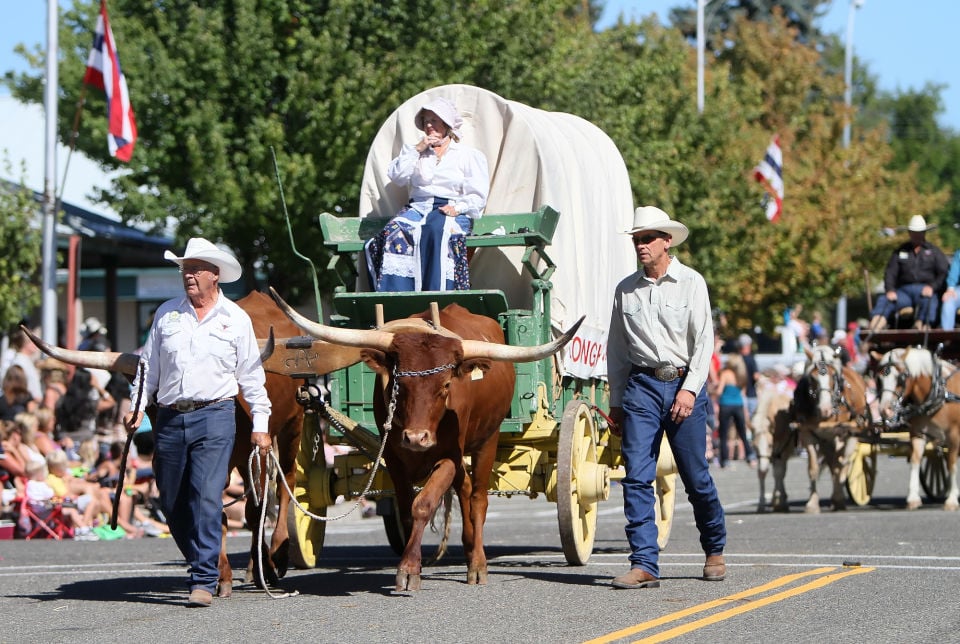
<box><xmin>806</xmin><ymin>351</ymin><xmax>871</xmax><ymax>430</ymax></box>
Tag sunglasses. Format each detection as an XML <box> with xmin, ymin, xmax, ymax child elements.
<box><xmin>632</xmin><ymin>233</ymin><xmax>665</xmax><ymax>245</ymax></box>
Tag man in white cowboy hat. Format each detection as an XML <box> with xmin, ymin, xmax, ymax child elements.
<box><xmin>606</xmin><ymin>206</ymin><xmax>726</xmax><ymax>589</ymax></box>
<box><xmin>123</xmin><ymin>237</ymin><xmax>271</xmax><ymax>608</ymax></box>
<box><xmin>869</xmin><ymin>214</ymin><xmax>949</xmax><ymax>331</ymax></box>
<box><xmin>366</xmin><ymin>96</ymin><xmax>489</xmax><ymax>292</ymax></box>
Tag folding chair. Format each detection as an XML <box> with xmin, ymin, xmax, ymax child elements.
<box><xmin>15</xmin><ymin>495</ymin><xmax>74</xmax><ymax>540</ymax></box>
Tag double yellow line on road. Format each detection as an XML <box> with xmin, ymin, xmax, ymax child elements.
<box><xmin>585</xmin><ymin>565</ymin><xmax>874</xmax><ymax>644</ymax></box>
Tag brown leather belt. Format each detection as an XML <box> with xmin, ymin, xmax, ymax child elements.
<box><xmin>161</xmin><ymin>397</ymin><xmax>232</xmax><ymax>413</ymax></box>
<box><xmin>634</xmin><ymin>364</ymin><xmax>688</xmax><ymax>382</ymax></box>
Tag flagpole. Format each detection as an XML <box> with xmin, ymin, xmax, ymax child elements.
<box><xmin>41</xmin><ymin>0</ymin><xmax>59</xmax><ymax>346</ymax></box>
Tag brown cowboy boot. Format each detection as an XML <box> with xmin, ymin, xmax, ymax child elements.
<box><xmin>703</xmin><ymin>554</ymin><xmax>726</xmax><ymax>581</ymax></box>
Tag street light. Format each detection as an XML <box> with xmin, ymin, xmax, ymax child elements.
<box><xmin>697</xmin><ymin>0</ymin><xmax>705</xmax><ymax>114</ymax></box>
<box><xmin>843</xmin><ymin>0</ymin><xmax>866</xmax><ymax>149</ymax></box>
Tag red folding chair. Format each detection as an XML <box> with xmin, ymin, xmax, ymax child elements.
<box><xmin>15</xmin><ymin>495</ymin><xmax>74</xmax><ymax>540</ymax></box>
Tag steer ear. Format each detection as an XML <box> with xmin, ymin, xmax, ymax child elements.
<box><xmin>360</xmin><ymin>349</ymin><xmax>390</xmax><ymax>376</ymax></box>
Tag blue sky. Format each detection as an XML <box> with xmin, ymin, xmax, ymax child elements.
<box><xmin>2</xmin><ymin>1</ymin><xmax>959</xmax><ymax>129</ymax></box>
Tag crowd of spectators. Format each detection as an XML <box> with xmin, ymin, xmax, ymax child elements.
<box><xmin>0</xmin><ymin>322</ymin><xmax>185</xmax><ymax>541</ymax></box>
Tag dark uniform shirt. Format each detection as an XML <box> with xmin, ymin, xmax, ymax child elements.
<box><xmin>883</xmin><ymin>240</ymin><xmax>949</xmax><ymax>293</ymax></box>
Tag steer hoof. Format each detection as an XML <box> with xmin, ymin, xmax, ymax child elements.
<box><xmin>466</xmin><ymin>567</ymin><xmax>488</xmax><ymax>585</ymax></box>
<box><xmin>217</xmin><ymin>581</ymin><xmax>232</xmax><ymax>598</ymax></box>
<box><xmin>395</xmin><ymin>570</ymin><xmax>422</xmax><ymax>592</ymax></box>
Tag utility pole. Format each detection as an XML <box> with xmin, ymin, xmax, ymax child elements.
<box><xmin>41</xmin><ymin>0</ymin><xmax>59</xmax><ymax>345</ymax></box>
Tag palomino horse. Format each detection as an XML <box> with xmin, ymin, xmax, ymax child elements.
<box><xmin>784</xmin><ymin>344</ymin><xmax>872</xmax><ymax>513</ymax></box>
<box><xmin>872</xmin><ymin>347</ymin><xmax>960</xmax><ymax>510</ymax></box>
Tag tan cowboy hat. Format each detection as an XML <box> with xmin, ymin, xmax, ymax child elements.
<box><xmin>906</xmin><ymin>214</ymin><xmax>937</xmax><ymax>232</ymax></box>
<box><xmin>414</xmin><ymin>97</ymin><xmax>464</xmax><ymax>140</ymax></box>
<box><xmin>624</xmin><ymin>206</ymin><xmax>689</xmax><ymax>246</ymax></box>
<box><xmin>164</xmin><ymin>237</ymin><xmax>243</xmax><ymax>283</ymax></box>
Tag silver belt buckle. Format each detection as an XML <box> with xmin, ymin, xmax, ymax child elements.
<box><xmin>174</xmin><ymin>400</ymin><xmax>197</xmax><ymax>412</ymax></box>
<box><xmin>654</xmin><ymin>363</ymin><xmax>679</xmax><ymax>382</ymax></box>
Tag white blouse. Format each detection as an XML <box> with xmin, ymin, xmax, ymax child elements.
<box><xmin>386</xmin><ymin>141</ymin><xmax>490</xmax><ymax>219</ymax></box>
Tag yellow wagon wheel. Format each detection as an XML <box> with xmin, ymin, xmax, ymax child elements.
<box><xmin>920</xmin><ymin>445</ymin><xmax>949</xmax><ymax>502</ymax></box>
<box><xmin>655</xmin><ymin>435</ymin><xmax>677</xmax><ymax>550</ymax></box>
<box><xmin>557</xmin><ymin>401</ymin><xmax>609</xmax><ymax>565</ymax></box>
<box><xmin>845</xmin><ymin>441</ymin><xmax>877</xmax><ymax>506</ymax></box>
<box><xmin>287</xmin><ymin>415</ymin><xmax>328</xmax><ymax>569</ymax></box>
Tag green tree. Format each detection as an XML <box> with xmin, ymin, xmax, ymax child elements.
<box><xmin>0</xmin><ymin>167</ymin><xmax>43</xmax><ymax>332</ymax></box>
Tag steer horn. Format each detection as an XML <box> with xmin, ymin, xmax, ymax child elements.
<box><xmin>23</xmin><ymin>325</ymin><xmax>276</xmax><ymax>375</ymax></box>
<box><xmin>22</xmin><ymin>325</ymin><xmax>141</xmax><ymax>375</ymax></box>
<box><xmin>269</xmin><ymin>287</ymin><xmax>585</xmax><ymax>364</ymax></box>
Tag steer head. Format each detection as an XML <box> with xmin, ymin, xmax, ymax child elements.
<box><xmin>361</xmin><ymin>333</ymin><xmax>471</xmax><ymax>452</ymax></box>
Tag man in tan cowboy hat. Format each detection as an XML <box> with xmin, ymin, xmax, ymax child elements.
<box><xmin>869</xmin><ymin>214</ymin><xmax>949</xmax><ymax>331</ymax></box>
<box><xmin>606</xmin><ymin>206</ymin><xmax>726</xmax><ymax>589</ymax></box>
<box><xmin>122</xmin><ymin>237</ymin><xmax>271</xmax><ymax>607</ymax></box>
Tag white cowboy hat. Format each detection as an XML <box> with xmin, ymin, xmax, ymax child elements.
<box><xmin>414</xmin><ymin>97</ymin><xmax>464</xmax><ymax>140</ymax></box>
<box><xmin>906</xmin><ymin>214</ymin><xmax>937</xmax><ymax>232</ymax></box>
<box><xmin>82</xmin><ymin>316</ymin><xmax>106</xmax><ymax>337</ymax></box>
<box><xmin>624</xmin><ymin>206</ymin><xmax>689</xmax><ymax>246</ymax></box>
<box><xmin>164</xmin><ymin>237</ymin><xmax>243</xmax><ymax>284</ymax></box>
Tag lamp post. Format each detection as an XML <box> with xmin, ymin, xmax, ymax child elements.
<box><xmin>696</xmin><ymin>0</ymin><xmax>705</xmax><ymax>114</ymax></box>
<box><xmin>843</xmin><ymin>0</ymin><xmax>865</xmax><ymax>149</ymax></box>
<box><xmin>41</xmin><ymin>0</ymin><xmax>59</xmax><ymax>345</ymax></box>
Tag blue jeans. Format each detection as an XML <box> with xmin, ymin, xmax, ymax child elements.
<box><xmin>871</xmin><ymin>283</ymin><xmax>937</xmax><ymax>325</ymax></box>
<box><xmin>620</xmin><ymin>369</ymin><xmax>726</xmax><ymax>577</ymax></box>
<box><xmin>941</xmin><ymin>292</ymin><xmax>960</xmax><ymax>329</ymax></box>
<box><xmin>154</xmin><ymin>400</ymin><xmax>236</xmax><ymax>593</ymax></box>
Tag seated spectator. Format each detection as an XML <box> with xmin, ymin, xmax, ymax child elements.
<box><xmin>56</xmin><ymin>367</ymin><xmax>115</xmax><ymax>451</ymax></box>
<box><xmin>22</xmin><ymin>459</ymin><xmax>89</xmax><ymax>535</ymax></box>
<box><xmin>0</xmin><ymin>365</ymin><xmax>38</xmax><ymax>422</ymax></box>
<box><xmin>37</xmin><ymin>358</ymin><xmax>69</xmax><ymax>413</ymax></box>
<box><xmin>32</xmin><ymin>407</ymin><xmax>59</xmax><ymax>456</ymax></box>
<box><xmin>13</xmin><ymin>412</ymin><xmax>46</xmax><ymax>468</ymax></box>
<box><xmin>0</xmin><ymin>420</ymin><xmax>27</xmax><ymax>484</ymax></box>
<box><xmin>365</xmin><ymin>97</ymin><xmax>489</xmax><ymax>292</ymax></box>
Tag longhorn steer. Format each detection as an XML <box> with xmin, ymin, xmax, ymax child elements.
<box><xmin>25</xmin><ymin>291</ymin><xmax>341</xmax><ymax>596</ymax></box>
<box><xmin>270</xmin><ymin>288</ymin><xmax>582</xmax><ymax>591</ymax></box>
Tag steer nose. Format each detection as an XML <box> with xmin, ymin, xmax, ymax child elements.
<box><xmin>401</xmin><ymin>429</ymin><xmax>434</xmax><ymax>451</ymax></box>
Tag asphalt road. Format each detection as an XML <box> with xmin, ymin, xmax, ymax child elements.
<box><xmin>3</xmin><ymin>453</ymin><xmax>959</xmax><ymax>643</ymax></box>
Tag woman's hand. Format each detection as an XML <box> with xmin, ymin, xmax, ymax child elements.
<box><xmin>439</xmin><ymin>204</ymin><xmax>457</xmax><ymax>216</ymax></box>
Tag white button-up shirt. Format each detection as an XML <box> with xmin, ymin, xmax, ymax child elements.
<box><xmin>607</xmin><ymin>256</ymin><xmax>714</xmax><ymax>407</ymax></box>
<box><xmin>131</xmin><ymin>291</ymin><xmax>271</xmax><ymax>433</ymax></box>
<box><xmin>387</xmin><ymin>141</ymin><xmax>489</xmax><ymax>218</ymax></box>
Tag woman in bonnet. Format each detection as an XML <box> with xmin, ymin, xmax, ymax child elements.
<box><xmin>366</xmin><ymin>97</ymin><xmax>490</xmax><ymax>292</ymax></box>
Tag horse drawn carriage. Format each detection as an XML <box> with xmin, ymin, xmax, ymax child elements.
<box><xmin>841</xmin><ymin>326</ymin><xmax>960</xmax><ymax>508</ymax></box>
<box><xmin>759</xmin><ymin>318</ymin><xmax>960</xmax><ymax>515</ymax></box>
<box><xmin>261</xmin><ymin>85</ymin><xmax>679</xmax><ymax>576</ymax></box>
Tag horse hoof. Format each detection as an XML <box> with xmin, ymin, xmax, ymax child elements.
<box><xmin>217</xmin><ymin>582</ymin><xmax>232</xmax><ymax>598</ymax></box>
<box><xmin>906</xmin><ymin>499</ymin><xmax>922</xmax><ymax>510</ymax></box>
<box><xmin>466</xmin><ymin>567</ymin><xmax>488</xmax><ymax>585</ymax></box>
<box><xmin>804</xmin><ymin>504</ymin><xmax>821</xmax><ymax>514</ymax></box>
<box><xmin>944</xmin><ymin>501</ymin><xmax>959</xmax><ymax>512</ymax></box>
<box><xmin>396</xmin><ymin>571</ymin><xmax>421</xmax><ymax>592</ymax></box>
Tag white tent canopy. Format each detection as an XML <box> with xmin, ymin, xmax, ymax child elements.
<box><xmin>359</xmin><ymin>85</ymin><xmax>636</xmax><ymax>376</ymax></box>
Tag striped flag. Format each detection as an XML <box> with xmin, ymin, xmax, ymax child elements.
<box><xmin>753</xmin><ymin>136</ymin><xmax>783</xmax><ymax>222</ymax></box>
<box><xmin>82</xmin><ymin>0</ymin><xmax>137</xmax><ymax>162</ymax></box>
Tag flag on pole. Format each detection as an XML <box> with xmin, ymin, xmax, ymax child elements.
<box><xmin>753</xmin><ymin>136</ymin><xmax>783</xmax><ymax>222</ymax></box>
<box><xmin>82</xmin><ymin>0</ymin><xmax>137</xmax><ymax>162</ymax></box>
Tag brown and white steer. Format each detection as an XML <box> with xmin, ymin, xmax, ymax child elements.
<box><xmin>270</xmin><ymin>288</ymin><xmax>582</xmax><ymax>591</ymax></box>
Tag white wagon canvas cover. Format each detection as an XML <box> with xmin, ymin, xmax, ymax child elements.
<box><xmin>359</xmin><ymin>84</ymin><xmax>635</xmax><ymax>379</ymax></box>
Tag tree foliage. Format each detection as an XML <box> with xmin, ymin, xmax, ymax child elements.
<box><xmin>0</xmin><ymin>167</ymin><xmax>43</xmax><ymax>332</ymax></box>
<box><xmin>2</xmin><ymin>0</ymin><xmax>953</xmax><ymax>335</ymax></box>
